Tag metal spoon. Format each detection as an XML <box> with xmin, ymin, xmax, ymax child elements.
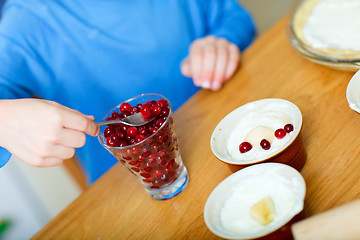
<box><xmin>96</xmin><ymin>112</ymin><xmax>155</xmax><ymax>127</ymax></box>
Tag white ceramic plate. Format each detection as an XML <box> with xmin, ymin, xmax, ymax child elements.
<box><xmin>210</xmin><ymin>98</ymin><xmax>302</xmax><ymax>165</ymax></box>
<box><xmin>346</xmin><ymin>70</ymin><xmax>360</xmax><ymax>114</ymax></box>
<box><xmin>204</xmin><ymin>163</ymin><xmax>306</xmax><ymax>239</ymax></box>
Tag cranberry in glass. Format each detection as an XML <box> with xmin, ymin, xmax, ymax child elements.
<box><xmin>116</xmin><ymin>130</ymin><xmax>125</xmax><ymax>139</ymax></box>
<box><xmin>119</xmin><ymin>111</ymin><xmax>130</xmax><ymax>118</ymax></box>
<box><xmin>138</xmin><ymin>126</ymin><xmax>148</xmax><ymax>135</ymax></box>
<box><xmin>110</xmin><ymin>133</ymin><xmax>121</xmax><ymax>143</ymax></box>
<box><xmin>130</xmin><ymin>106</ymin><xmax>140</xmax><ymax>115</ymax></box>
<box><xmin>104</xmin><ymin>127</ymin><xmax>115</xmax><ymax>138</ymax></box>
<box><xmin>155</xmin><ymin>118</ymin><xmax>166</xmax><ymax>128</ymax></box>
<box><xmin>239</xmin><ymin>142</ymin><xmax>252</xmax><ymax>153</ymax></box>
<box><xmin>106</xmin><ymin>137</ymin><xmax>116</xmax><ymax>147</ymax></box>
<box><xmin>111</xmin><ymin>112</ymin><xmax>120</xmax><ymax>119</ymax></box>
<box><xmin>157</xmin><ymin>99</ymin><xmax>168</xmax><ymax>108</ymax></box>
<box><xmin>118</xmin><ymin>140</ymin><xmax>128</xmax><ymax>147</ymax></box>
<box><xmin>119</xmin><ymin>123</ymin><xmax>128</xmax><ymax>133</ymax></box>
<box><xmin>160</xmin><ymin>107</ymin><xmax>170</xmax><ymax>117</ymax></box>
<box><xmin>140</xmin><ymin>104</ymin><xmax>152</xmax><ymax>118</ymax></box>
<box><xmin>260</xmin><ymin>139</ymin><xmax>271</xmax><ymax>150</ymax></box>
<box><xmin>135</xmin><ymin>134</ymin><xmax>145</xmax><ymax>143</ymax></box>
<box><xmin>151</xmin><ymin>105</ymin><xmax>162</xmax><ymax>116</ymax></box>
<box><xmin>120</xmin><ymin>102</ymin><xmax>132</xmax><ymax>113</ymax></box>
<box><xmin>150</xmin><ymin>127</ymin><xmax>159</xmax><ymax>134</ymax></box>
<box><xmin>127</xmin><ymin>126</ymin><xmax>138</xmax><ymax>137</ymax></box>
<box><xmin>284</xmin><ymin>124</ymin><xmax>294</xmax><ymax>133</ymax></box>
<box><xmin>275</xmin><ymin>129</ymin><xmax>286</xmax><ymax>139</ymax></box>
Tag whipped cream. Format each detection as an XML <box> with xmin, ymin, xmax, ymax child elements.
<box><xmin>219</xmin><ymin>166</ymin><xmax>299</xmax><ymax>236</ymax></box>
<box><xmin>303</xmin><ymin>0</ymin><xmax>360</xmax><ymax>51</ymax></box>
<box><xmin>226</xmin><ymin>102</ymin><xmax>297</xmax><ymax>162</ymax></box>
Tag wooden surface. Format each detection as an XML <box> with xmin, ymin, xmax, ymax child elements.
<box><xmin>33</xmin><ymin>16</ymin><xmax>360</xmax><ymax>239</ymax></box>
<box><xmin>63</xmin><ymin>157</ymin><xmax>87</xmax><ymax>191</ymax></box>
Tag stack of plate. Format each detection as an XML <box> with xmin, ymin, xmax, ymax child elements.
<box><xmin>287</xmin><ymin>0</ymin><xmax>360</xmax><ymax>72</ymax></box>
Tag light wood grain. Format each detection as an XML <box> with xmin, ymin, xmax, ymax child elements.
<box><xmin>32</xmin><ymin>15</ymin><xmax>360</xmax><ymax>239</ymax></box>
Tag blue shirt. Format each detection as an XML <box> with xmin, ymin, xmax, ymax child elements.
<box><xmin>0</xmin><ymin>0</ymin><xmax>255</xmax><ymax>184</ymax></box>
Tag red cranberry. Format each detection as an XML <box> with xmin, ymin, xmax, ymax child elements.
<box><xmin>127</xmin><ymin>126</ymin><xmax>138</xmax><ymax>137</ymax></box>
<box><xmin>128</xmin><ymin>160</ymin><xmax>137</xmax><ymax>166</ymax></box>
<box><xmin>155</xmin><ymin>118</ymin><xmax>166</xmax><ymax>128</ymax></box>
<box><xmin>119</xmin><ymin>123</ymin><xmax>128</xmax><ymax>133</ymax></box>
<box><xmin>149</xmin><ymin>127</ymin><xmax>159</xmax><ymax>134</ymax></box>
<box><xmin>130</xmin><ymin>106</ymin><xmax>140</xmax><ymax>115</ymax></box>
<box><xmin>284</xmin><ymin>124</ymin><xmax>294</xmax><ymax>133</ymax></box>
<box><xmin>116</xmin><ymin>130</ymin><xmax>125</xmax><ymax>139</ymax></box>
<box><xmin>165</xmin><ymin>159</ymin><xmax>175</xmax><ymax>172</ymax></box>
<box><xmin>125</xmin><ymin>134</ymin><xmax>133</xmax><ymax>142</ymax></box>
<box><xmin>151</xmin><ymin>143</ymin><xmax>160</xmax><ymax>152</ymax></box>
<box><xmin>117</xmin><ymin>140</ymin><xmax>128</xmax><ymax>147</ymax></box>
<box><xmin>157</xmin><ymin>133</ymin><xmax>168</xmax><ymax>143</ymax></box>
<box><xmin>104</xmin><ymin>127</ymin><xmax>115</xmax><ymax>138</ymax></box>
<box><xmin>141</xmin><ymin>151</ymin><xmax>151</xmax><ymax>158</ymax></box>
<box><xmin>135</xmin><ymin>134</ymin><xmax>145</xmax><ymax>143</ymax></box>
<box><xmin>110</xmin><ymin>133</ymin><xmax>121</xmax><ymax>143</ymax></box>
<box><xmin>239</xmin><ymin>142</ymin><xmax>252</xmax><ymax>153</ymax></box>
<box><xmin>158</xmin><ymin>149</ymin><xmax>166</xmax><ymax>157</ymax></box>
<box><xmin>152</xmin><ymin>179</ymin><xmax>161</xmax><ymax>188</ymax></box>
<box><xmin>140</xmin><ymin>172</ymin><xmax>151</xmax><ymax>178</ymax></box>
<box><xmin>260</xmin><ymin>139</ymin><xmax>271</xmax><ymax>150</ymax></box>
<box><xmin>120</xmin><ymin>102</ymin><xmax>132</xmax><ymax>113</ymax></box>
<box><xmin>160</xmin><ymin>107</ymin><xmax>170</xmax><ymax>117</ymax></box>
<box><xmin>138</xmin><ymin>126</ymin><xmax>148</xmax><ymax>135</ymax></box>
<box><xmin>151</xmin><ymin>105</ymin><xmax>162</xmax><ymax>116</ymax></box>
<box><xmin>119</xmin><ymin>111</ymin><xmax>130</xmax><ymax>118</ymax></box>
<box><xmin>148</xmin><ymin>154</ymin><xmax>158</xmax><ymax>163</ymax></box>
<box><xmin>130</xmin><ymin>146</ymin><xmax>139</xmax><ymax>155</ymax></box>
<box><xmin>128</xmin><ymin>138</ymin><xmax>136</xmax><ymax>145</ymax></box>
<box><xmin>153</xmin><ymin>169</ymin><xmax>163</xmax><ymax>178</ymax></box>
<box><xmin>144</xmin><ymin>167</ymin><xmax>152</xmax><ymax>172</ymax></box>
<box><xmin>106</xmin><ymin>137</ymin><xmax>116</xmax><ymax>147</ymax></box>
<box><xmin>275</xmin><ymin>129</ymin><xmax>286</xmax><ymax>139</ymax></box>
<box><xmin>111</xmin><ymin>112</ymin><xmax>120</xmax><ymax>119</ymax></box>
<box><xmin>157</xmin><ymin>99</ymin><xmax>168</xmax><ymax>108</ymax></box>
<box><xmin>140</xmin><ymin>104</ymin><xmax>152</xmax><ymax>118</ymax></box>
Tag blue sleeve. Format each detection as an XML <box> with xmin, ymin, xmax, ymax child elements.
<box><xmin>0</xmin><ymin>4</ymin><xmax>58</xmax><ymax>100</ymax></box>
<box><xmin>0</xmin><ymin>148</ymin><xmax>11</xmax><ymax>168</ymax></box>
<box><xmin>204</xmin><ymin>0</ymin><xmax>256</xmax><ymax>51</ymax></box>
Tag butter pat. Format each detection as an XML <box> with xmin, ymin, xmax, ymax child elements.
<box><xmin>250</xmin><ymin>197</ymin><xmax>276</xmax><ymax>225</ymax></box>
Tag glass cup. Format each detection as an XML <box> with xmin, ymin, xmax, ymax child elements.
<box><xmin>98</xmin><ymin>93</ymin><xmax>189</xmax><ymax>200</ymax></box>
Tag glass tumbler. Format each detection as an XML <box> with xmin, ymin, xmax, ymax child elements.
<box><xmin>98</xmin><ymin>93</ymin><xmax>189</xmax><ymax>200</ymax></box>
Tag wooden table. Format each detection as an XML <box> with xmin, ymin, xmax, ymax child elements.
<box><xmin>33</xmin><ymin>16</ymin><xmax>360</xmax><ymax>239</ymax></box>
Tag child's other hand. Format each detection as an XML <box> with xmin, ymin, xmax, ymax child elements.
<box><xmin>181</xmin><ymin>36</ymin><xmax>241</xmax><ymax>91</ymax></box>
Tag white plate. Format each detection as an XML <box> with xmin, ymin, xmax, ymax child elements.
<box><xmin>210</xmin><ymin>98</ymin><xmax>302</xmax><ymax>165</ymax></box>
<box><xmin>346</xmin><ymin>70</ymin><xmax>360</xmax><ymax>114</ymax></box>
<box><xmin>204</xmin><ymin>163</ymin><xmax>306</xmax><ymax>239</ymax></box>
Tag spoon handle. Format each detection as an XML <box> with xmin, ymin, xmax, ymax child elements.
<box><xmin>96</xmin><ymin>119</ymin><xmax>126</xmax><ymax>126</ymax></box>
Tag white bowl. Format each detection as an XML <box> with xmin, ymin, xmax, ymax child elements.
<box><xmin>204</xmin><ymin>163</ymin><xmax>306</xmax><ymax>239</ymax></box>
<box><xmin>346</xmin><ymin>70</ymin><xmax>360</xmax><ymax>114</ymax></box>
<box><xmin>210</xmin><ymin>99</ymin><xmax>304</xmax><ymax>170</ymax></box>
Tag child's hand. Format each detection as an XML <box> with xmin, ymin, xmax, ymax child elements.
<box><xmin>181</xmin><ymin>36</ymin><xmax>241</xmax><ymax>91</ymax></box>
<box><xmin>0</xmin><ymin>99</ymin><xmax>99</xmax><ymax>167</ymax></box>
